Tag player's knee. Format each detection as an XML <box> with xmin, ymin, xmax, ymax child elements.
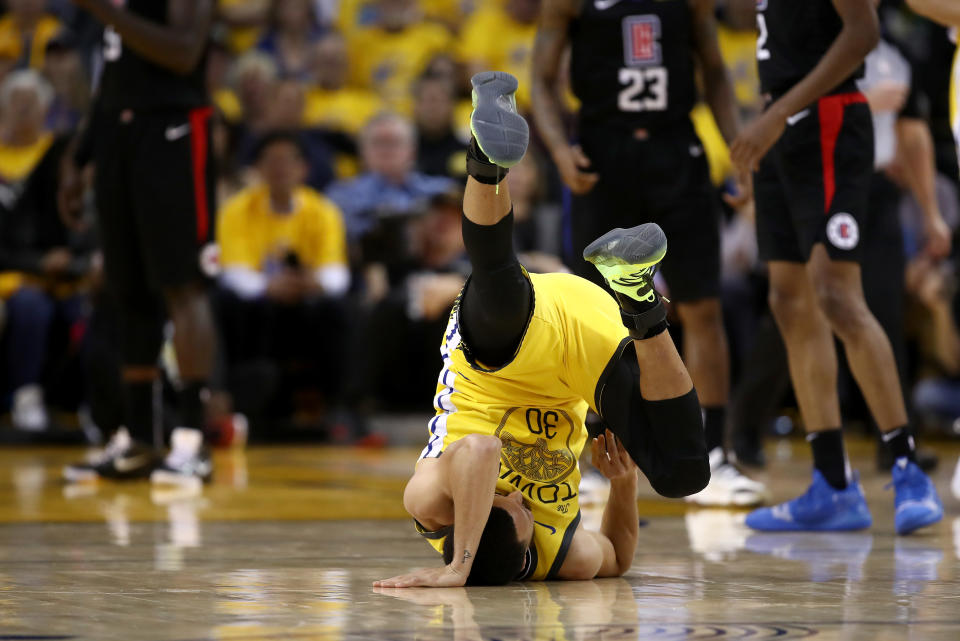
<box><xmin>767</xmin><ymin>285</ymin><xmax>808</xmax><ymax>332</ymax></box>
<box><xmin>459</xmin><ymin>433</ymin><xmax>503</xmax><ymax>456</ymax></box>
<box><xmin>650</xmin><ymin>457</ymin><xmax>711</xmax><ymax>498</ymax></box>
<box><xmin>676</xmin><ymin>299</ymin><xmax>723</xmax><ymax>332</ymax></box>
<box><xmin>815</xmin><ymin>281</ymin><xmax>869</xmax><ymax>336</ymax></box>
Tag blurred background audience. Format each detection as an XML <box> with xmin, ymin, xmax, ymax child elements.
<box><xmin>0</xmin><ymin>0</ymin><xmax>956</xmax><ymax>455</ymax></box>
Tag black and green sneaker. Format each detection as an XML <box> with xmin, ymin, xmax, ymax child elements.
<box><xmin>584</xmin><ymin>223</ymin><xmax>669</xmax><ymax>339</ymax></box>
<box><xmin>469</xmin><ymin>71</ymin><xmax>529</xmax><ymax>170</ymax></box>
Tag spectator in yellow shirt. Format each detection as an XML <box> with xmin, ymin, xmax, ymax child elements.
<box><xmin>0</xmin><ymin>0</ymin><xmax>62</xmax><ymax>70</ymax></box>
<box><xmin>457</xmin><ymin>0</ymin><xmax>538</xmax><ymax>111</ymax></box>
<box><xmin>303</xmin><ymin>31</ymin><xmax>384</xmax><ymax>136</ymax></box>
<box><xmin>216</xmin><ymin>132</ymin><xmax>350</xmax><ymax>421</ymax></box>
<box><xmin>218</xmin><ymin>131</ymin><xmax>349</xmax><ymax>300</ymax></box>
<box><xmin>347</xmin><ymin>0</ymin><xmax>454</xmax><ymax>113</ymax></box>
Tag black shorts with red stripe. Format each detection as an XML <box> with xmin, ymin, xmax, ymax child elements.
<box><xmin>755</xmin><ymin>91</ymin><xmax>874</xmax><ymax>263</ymax></box>
<box><xmin>93</xmin><ymin>106</ymin><xmax>216</xmax><ymax>295</ymax></box>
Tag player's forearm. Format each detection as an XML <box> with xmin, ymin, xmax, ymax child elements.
<box><xmin>531</xmin><ymin>80</ymin><xmax>571</xmax><ymax>159</ymax></box>
<box><xmin>907</xmin><ymin>0</ymin><xmax>960</xmax><ymax>25</ymax></box>
<box><xmin>599</xmin><ymin>477</ymin><xmax>639</xmax><ymax>575</ymax></box>
<box><xmin>445</xmin><ymin>436</ymin><xmax>503</xmax><ymax>576</ymax></box>
<box><xmin>78</xmin><ymin>0</ymin><xmax>212</xmax><ymax>74</ymax></box>
<box><xmin>896</xmin><ymin>118</ymin><xmax>940</xmax><ymax>219</ymax></box>
<box><xmin>703</xmin><ymin>64</ymin><xmax>741</xmax><ymax>145</ymax></box>
<box><xmin>770</xmin><ymin>18</ymin><xmax>878</xmax><ymax>121</ymax></box>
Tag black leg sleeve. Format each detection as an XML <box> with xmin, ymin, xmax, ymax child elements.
<box><xmin>597</xmin><ymin>345</ymin><xmax>710</xmax><ymax>498</ymax></box>
<box><xmin>459</xmin><ymin>211</ymin><xmax>532</xmax><ymax>367</ymax></box>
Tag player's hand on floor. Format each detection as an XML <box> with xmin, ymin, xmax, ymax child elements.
<box><xmin>730</xmin><ymin>110</ymin><xmax>785</xmax><ymax>173</ymax></box>
<box><xmin>591</xmin><ymin>429</ymin><xmax>637</xmax><ymax>485</ymax></box>
<box><xmin>373</xmin><ymin>564</ymin><xmax>468</xmax><ymax>588</ymax></box>
<box><xmin>555</xmin><ymin>144</ymin><xmax>599</xmax><ymax>195</ymax></box>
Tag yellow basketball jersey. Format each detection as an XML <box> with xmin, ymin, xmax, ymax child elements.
<box><xmin>416</xmin><ymin>271</ymin><xmax>630</xmax><ymax>580</ymax></box>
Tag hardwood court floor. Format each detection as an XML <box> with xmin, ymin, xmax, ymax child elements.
<box><xmin>0</xmin><ymin>438</ymin><xmax>958</xmax><ymax>640</ymax></box>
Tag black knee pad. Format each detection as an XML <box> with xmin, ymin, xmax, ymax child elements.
<box><xmin>639</xmin><ymin>389</ymin><xmax>710</xmax><ymax>498</ymax></box>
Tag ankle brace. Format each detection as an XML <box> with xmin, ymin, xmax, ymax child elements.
<box><xmin>466</xmin><ymin>138</ymin><xmax>508</xmax><ymax>184</ymax></box>
<box><xmin>615</xmin><ymin>292</ymin><xmax>668</xmax><ymax>340</ymax></box>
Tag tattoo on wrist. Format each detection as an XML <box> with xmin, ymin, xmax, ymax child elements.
<box><xmin>462</xmin><ymin>550</ymin><xmax>472</xmax><ymax>564</ymax></box>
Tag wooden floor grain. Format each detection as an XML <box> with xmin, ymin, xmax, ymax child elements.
<box><xmin>0</xmin><ymin>438</ymin><xmax>957</xmax><ymax>640</ymax></box>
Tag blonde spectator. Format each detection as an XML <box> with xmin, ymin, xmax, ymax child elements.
<box><xmin>457</xmin><ymin>0</ymin><xmax>539</xmax><ymax>110</ymax></box>
<box><xmin>303</xmin><ymin>31</ymin><xmax>383</xmax><ymax>136</ymax></box>
<box><xmin>0</xmin><ymin>70</ymin><xmax>54</xmax><ymax>204</ymax></box>
<box><xmin>0</xmin><ymin>0</ymin><xmax>61</xmax><ymax>70</ymax></box>
<box><xmin>223</xmin><ymin>51</ymin><xmax>279</xmax><ymax>125</ymax></box>
<box><xmin>346</xmin><ymin>0</ymin><xmax>453</xmax><ymax>113</ymax></box>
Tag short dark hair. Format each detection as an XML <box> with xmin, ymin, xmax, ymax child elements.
<box><xmin>442</xmin><ymin>506</ymin><xmax>526</xmax><ymax>586</ymax></box>
<box><xmin>254</xmin><ymin>130</ymin><xmax>308</xmax><ymax>162</ymax></box>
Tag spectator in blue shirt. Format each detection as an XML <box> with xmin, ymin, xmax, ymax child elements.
<box><xmin>327</xmin><ymin>112</ymin><xmax>454</xmax><ymax>240</ymax></box>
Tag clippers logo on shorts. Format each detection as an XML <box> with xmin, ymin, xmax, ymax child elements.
<box><xmin>199</xmin><ymin>243</ymin><xmax>221</xmax><ymax>277</ymax></box>
<box><xmin>622</xmin><ymin>16</ymin><xmax>662</xmax><ymax>67</ymax></box>
<box><xmin>826</xmin><ymin>213</ymin><xmax>859</xmax><ymax>250</ymax></box>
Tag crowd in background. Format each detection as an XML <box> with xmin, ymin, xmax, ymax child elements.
<box><xmin>0</xmin><ymin>0</ymin><xmax>956</xmax><ymax>453</ymax></box>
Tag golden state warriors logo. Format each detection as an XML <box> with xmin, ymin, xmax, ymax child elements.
<box><xmin>494</xmin><ymin>408</ymin><xmax>577</xmax><ymax>484</ymax></box>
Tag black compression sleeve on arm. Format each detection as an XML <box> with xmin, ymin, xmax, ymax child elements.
<box><xmin>459</xmin><ymin>211</ymin><xmax>532</xmax><ymax>368</ymax></box>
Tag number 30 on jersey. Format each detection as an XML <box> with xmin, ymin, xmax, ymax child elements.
<box><xmin>618</xmin><ymin>15</ymin><xmax>669</xmax><ymax>112</ymax></box>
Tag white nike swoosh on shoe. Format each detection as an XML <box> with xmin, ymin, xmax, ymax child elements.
<box><xmin>114</xmin><ymin>455</ymin><xmax>150</xmax><ymax>473</ymax></box>
<box><xmin>771</xmin><ymin>503</ymin><xmax>794</xmax><ymax>522</ymax></box>
<box><xmin>786</xmin><ymin>109</ymin><xmax>811</xmax><ymax>126</ymax></box>
<box><xmin>165</xmin><ymin>123</ymin><xmax>191</xmax><ymax>141</ymax></box>
<box><xmin>896</xmin><ymin>497</ymin><xmax>940</xmax><ymax>515</ymax></box>
<box><xmin>594</xmin><ymin>0</ymin><xmax>623</xmax><ymax>9</ymax></box>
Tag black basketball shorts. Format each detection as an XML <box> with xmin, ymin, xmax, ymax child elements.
<box><xmin>93</xmin><ymin>107</ymin><xmax>217</xmax><ymax>296</ymax></box>
<box><xmin>755</xmin><ymin>91</ymin><xmax>874</xmax><ymax>263</ymax></box>
<box><xmin>571</xmin><ymin>122</ymin><xmax>721</xmax><ymax>303</ymax></box>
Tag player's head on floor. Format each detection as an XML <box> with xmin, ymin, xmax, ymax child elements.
<box><xmin>442</xmin><ymin>490</ymin><xmax>533</xmax><ymax>586</ymax></box>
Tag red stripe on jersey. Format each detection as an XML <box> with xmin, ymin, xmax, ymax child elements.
<box><xmin>188</xmin><ymin>107</ymin><xmax>213</xmax><ymax>243</ymax></box>
<box><xmin>817</xmin><ymin>92</ymin><xmax>867</xmax><ymax>213</ymax></box>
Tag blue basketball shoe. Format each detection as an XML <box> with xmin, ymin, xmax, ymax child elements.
<box><xmin>889</xmin><ymin>458</ymin><xmax>942</xmax><ymax>535</ymax></box>
<box><xmin>745</xmin><ymin>470</ymin><xmax>872</xmax><ymax>531</ymax></box>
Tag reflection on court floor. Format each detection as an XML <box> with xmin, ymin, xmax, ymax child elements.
<box><xmin>0</xmin><ymin>441</ymin><xmax>957</xmax><ymax>640</ymax></box>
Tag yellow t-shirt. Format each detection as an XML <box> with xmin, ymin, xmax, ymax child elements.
<box><xmin>690</xmin><ymin>103</ymin><xmax>731</xmax><ymax>186</ymax></box>
<box><xmin>0</xmin><ymin>133</ymin><xmax>54</xmax><ymax>184</ymax></box>
<box><xmin>416</xmin><ymin>271</ymin><xmax>630</xmax><ymax>581</ymax></box>
<box><xmin>302</xmin><ymin>87</ymin><xmax>384</xmax><ymax>135</ymax></box>
<box><xmin>457</xmin><ymin>8</ymin><xmax>536</xmax><ymax>110</ymax></box>
<box><xmin>0</xmin><ymin>14</ymin><xmax>61</xmax><ymax>69</ymax></box>
<box><xmin>717</xmin><ymin>25</ymin><xmax>760</xmax><ymax>111</ymax></box>
<box><xmin>217</xmin><ymin>184</ymin><xmax>348</xmax><ymax>271</ymax></box>
<box><xmin>347</xmin><ymin>22</ymin><xmax>453</xmax><ymax>113</ymax></box>
<box><xmin>218</xmin><ymin>0</ymin><xmax>266</xmax><ymax>53</ymax></box>
<box><xmin>951</xmin><ymin>39</ymin><xmax>959</xmax><ymax>173</ymax></box>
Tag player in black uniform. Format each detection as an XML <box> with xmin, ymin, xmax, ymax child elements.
<box><xmin>532</xmin><ymin>0</ymin><xmax>766</xmax><ymax>507</ymax></box>
<box><xmin>731</xmin><ymin>0</ymin><xmax>942</xmax><ymax>534</ymax></box>
<box><xmin>60</xmin><ymin>0</ymin><xmax>216</xmax><ymax>487</ymax></box>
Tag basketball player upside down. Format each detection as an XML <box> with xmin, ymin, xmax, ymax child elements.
<box><xmin>374</xmin><ymin>72</ymin><xmax>709</xmax><ymax>588</ymax></box>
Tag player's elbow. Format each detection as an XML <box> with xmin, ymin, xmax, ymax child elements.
<box><xmin>649</xmin><ymin>457</ymin><xmax>711</xmax><ymax>499</ymax></box>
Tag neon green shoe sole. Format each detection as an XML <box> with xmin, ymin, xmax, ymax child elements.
<box><xmin>583</xmin><ymin>223</ymin><xmax>667</xmax><ymax>301</ymax></box>
<box><xmin>469</xmin><ymin>71</ymin><xmax>529</xmax><ymax>168</ymax></box>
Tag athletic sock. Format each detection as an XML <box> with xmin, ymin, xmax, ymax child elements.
<box><xmin>807</xmin><ymin>429</ymin><xmax>849</xmax><ymax>490</ymax></box>
<box><xmin>123</xmin><ymin>380</ymin><xmax>155</xmax><ymax>445</ymax></box>
<box><xmin>177</xmin><ymin>380</ymin><xmax>207</xmax><ymax>430</ymax></box>
<box><xmin>880</xmin><ymin>426</ymin><xmax>916</xmax><ymax>463</ymax></box>
<box><xmin>704</xmin><ymin>407</ymin><xmax>726</xmax><ymax>461</ymax></box>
